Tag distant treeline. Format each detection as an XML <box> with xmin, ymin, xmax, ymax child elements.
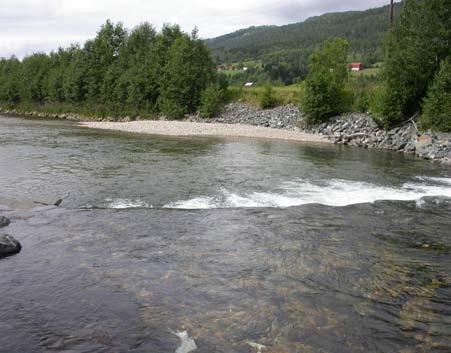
<box><xmin>206</xmin><ymin>2</ymin><xmax>405</xmax><ymax>85</ymax></box>
<box><xmin>0</xmin><ymin>21</ymin><xmax>220</xmax><ymax>118</ymax></box>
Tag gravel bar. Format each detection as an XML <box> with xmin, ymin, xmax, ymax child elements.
<box><xmin>80</xmin><ymin>120</ymin><xmax>329</xmax><ymax>143</ymax></box>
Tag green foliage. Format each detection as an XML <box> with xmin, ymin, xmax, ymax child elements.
<box><xmin>420</xmin><ymin>58</ymin><xmax>451</xmax><ymax>132</ymax></box>
<box><xmin>159</xmin><ymin>33</ymin><xmax>215</xmax><ymax>118</ymax></box>
<box><xmin>347</xmin><ymin>74</ymin><xmax>379</xmax><ymax>113</ymax></box>
<box><xmin>19</xmin><ymin>53</ymin><xmax>52</xmax><ymax>103</ymax></box>
<box><xmin>375</xmin><ymin>0</ymin><xmax>450</xmax><ymax>129</ymax></box>
<box><xmin>0</xmin><ymin>57</ymin><xmax>21</xmax><ymax>103</ymax></box>
<box><xmin>259</xmin><ymin>85</ymin><xmax>278</xmax><ymax>109</ymax></box>
<box><xmin>0</xmin><ymin>20</ymin><xmax>217</xmax><ymax>119</ymax></box>
<box><xmin>227</xmin><ymin>84</ymin><xmax>302</xmax><ymax>107</ymax></box>
<box><xmin>354</xmin><ymin>92</ymin><xmax>370</xmax><ymax>113</ymax></box>
<box><xmin>300</xmin><ymin>38</ymin><xmax>349</xmax><ymax>125</ymax></box>
<box><xmin>199</xmin><ymin>84</ymin><xmax>225</xmax><ymax>118</ymax></box>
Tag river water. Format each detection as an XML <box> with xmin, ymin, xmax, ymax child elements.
<box><xmin>0</xmin><ymin>115</ymin><xmax>450</xmax><ymax>353</ymax></box>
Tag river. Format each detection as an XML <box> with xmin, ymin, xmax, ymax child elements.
<box><xmin>0</xmin><ymin>115</ymin><xmax>450</xmax><ymax>353</ymax></box>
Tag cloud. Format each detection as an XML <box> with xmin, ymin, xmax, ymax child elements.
<box><xmin>0</xmin><ymin>0</ymin><xmax>400</xmax><ymax>58</ymax></box>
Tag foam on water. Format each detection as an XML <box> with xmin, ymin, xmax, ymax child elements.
<box><xmin>416</xmin><ymin>176</ymin><xmax>451</xmax><ymax>185</ymax></box>
<box><xmin>163</xmin><ymin>176</ymin><xmax>451</xmax><ymax>209</ymax></box>
<box><xmin>105</xmin><ymin>198</ymin><xmax>152</xmax><ymax>209</ymax></box>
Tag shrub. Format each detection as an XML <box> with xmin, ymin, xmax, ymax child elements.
<box><xmin>158</xmin><ymin>97</ymin><xmax>186</xmax><ymax>119</ymax></box>
<box><xmin>354</xmin><ymin>91</ymin><xmax>370</xmax><ymax>113</ymax></box>
<box><xmin>199</xmin><ymin>84</ymin><xmax>224</xmax><ymax>118</ymax></box>
<box><xmin>259</xmin><ymin>85</ymin><xmax>278</xmax><ymax>109</ymax></box>
<box><xmin>420</xmin><ymin>58</ymin><xmax>451</xmax><ymax>132</ymax></box>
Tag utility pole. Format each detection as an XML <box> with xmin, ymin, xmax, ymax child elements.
<box><xmin>390</xmin><ymin>0</ymin><xmax>394</xmax><ymax>28</ymax></box>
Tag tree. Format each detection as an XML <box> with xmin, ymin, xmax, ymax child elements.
<box><xmin>159</xmin><ymin>33</ymin><xmax>215</xmax><ymax>118</ymax></box>
<box><xmin>420</xmin><ymin>58</ymin><xmax>451</xmax><ymax>132</ymax></box>
<box><xmin>62</xmin><ymin>45</ymin><xmax>88</xmax><ymax>103</ymax></box>
<box><xmin>84</xmin><ymin>20</ymin><xmax>127</xmax><ymax>102</ymax></box>
<box><xmin>375</xmin><ymin>0</ymin><xmax>451</xmax><ymax>128</ymax></box>
<box><xmin>0</xmin><ymin>57</ymin><xmax>21</xmax><ymax>103</ymax></box>
<box><xmin>300</xmin><ymin>38</ymin><xmax>349</xmax><ymax>125</ymax></box>
<box><xmin>19</xmin><ymin>53</ymin><xmax>52</xmax><ymax>103</ymax></box>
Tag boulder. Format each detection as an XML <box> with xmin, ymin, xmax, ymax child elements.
<box><xmin>0</xmin><ymin>216</ymin><xmax>10</xmax><ymax>227</ymax></box>
<box><xmin>0</xmin><ymin>235</ymin><xmax>22</xmax><ymax>258</ymax></box>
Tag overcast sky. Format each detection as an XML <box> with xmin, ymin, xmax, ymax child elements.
<box><xmin>0</xmin><ymin>0</ymin><xmax>400</xmax><ymax>58</ymax></box>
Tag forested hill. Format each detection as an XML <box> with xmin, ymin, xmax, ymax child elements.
<box><xmin>206</xmin><ymin>2</ymin><xmax>404</xmax><ymax>65</ymax></box>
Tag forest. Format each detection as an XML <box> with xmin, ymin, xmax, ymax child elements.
<box><xmin>0</xmin><ymin>21</ymin><xmax>219</xmax><ymax>119</ymax></box>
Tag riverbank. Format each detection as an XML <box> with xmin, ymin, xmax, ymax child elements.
<box><xmin>189</xmin><ymin>103</ymin><xmax>451</xmax><ymax>164</ymax></box>
<box><xmin>80</xmin><ymin>120</ymin><xmax>328</xmax><ymax>143</ymax></box>
<box><xmin>2</xmin><ymin>103</ymin><xmax>450</xmax><ymax>163</ymax></box>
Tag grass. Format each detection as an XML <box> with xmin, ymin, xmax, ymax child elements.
<box><xmin>0</xmin><ymin>101</ymin><xmax>159</xmax><ymax>120</ymax></box>
<box><xmin>350</xmin><ymin>67</ymin><xmax>381</xmax><ymax>77</ymax></box>
<box><xmin>227</xmin><ymin>84</ymin><xmax>304</xmax><ymax>107</ymax></box>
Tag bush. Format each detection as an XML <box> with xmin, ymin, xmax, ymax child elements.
<box><xmin>199</xmin><ymin>84</ymin><xmax>224</xmax><ymax>118</ymax></box>
<box><xmin>159</xmin><ymin>97</ymin><xmax>186</xmax><ymax>119</ymax></box>
<box><xmin>301</xmin><ymin>73</ymin><xmax>348</xmax><ymax>125</ymax></box>
<box><xmin>354</xmin><ymin>91</ymin><xmax>370</xmax><ymax>113</ymax></box>
<box><xmin>300</xmin><ymin>38</ymin><xmax>349</xmax><ymax>126</ymax></box>
<box><xmin>420</xmin><ymin>58</ymin><xmax>451</xmax><ymax>132</ymax></box>
<box><xmin>259</xmin><ymin>85</ymin><xmax>277</xmax><ymax>109</ymax></box>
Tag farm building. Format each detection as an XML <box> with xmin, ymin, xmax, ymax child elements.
<box><xmin>349</xmin><ymin>62</ymin><xmax>364</xmax><ymax>71</ymax></box>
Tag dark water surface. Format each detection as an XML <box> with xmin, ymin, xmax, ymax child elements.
<box><xmin>0</xmin><ymin>115</ymin><xmax>450</xmax><ymax>353</ymax></box>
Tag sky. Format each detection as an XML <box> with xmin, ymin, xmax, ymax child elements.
<box><xmin>0</xmin><ymin>0</ymin><xmax>399</xmax><ymax>58</ymax></box>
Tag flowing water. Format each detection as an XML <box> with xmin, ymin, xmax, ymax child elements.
<box><xmin>0</xmin><ymin>115</ymin><xmax>450</xmax><ymax>353</ymax></box>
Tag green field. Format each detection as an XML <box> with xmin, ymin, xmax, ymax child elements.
<box><xmin>227</xmin><ymin>84</ymin><xmax>303</xmax><ymax>106</ymax></box>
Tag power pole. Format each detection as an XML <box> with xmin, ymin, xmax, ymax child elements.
<box><xmin>390</xmin><ymin>0</ymin><xmax>394</xmax><ymax>28</ymax></box>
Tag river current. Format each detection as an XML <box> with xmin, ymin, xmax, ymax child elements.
<box><xmin>0</xmin><ymin>115</ymin><xmax>450</xmax><ymax>353</ymax></box>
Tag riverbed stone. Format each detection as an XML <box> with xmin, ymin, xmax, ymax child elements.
<box><xmin>0</xmin><ymin>216</ymin><xmax>10</xmax><ymax>227</ymax></box>
<box><xmin>0</xmin><ymin>235</ymin><xmax>22</xmax><ymax>258</ymax></box>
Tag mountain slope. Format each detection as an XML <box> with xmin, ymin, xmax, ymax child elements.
<box><xmin>206</xmin><ymin>2</ymin><xmax>404</xmax><ymax>64</ymax></box>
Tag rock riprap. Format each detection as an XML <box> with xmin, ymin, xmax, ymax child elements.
<box><xmin>0</xmin><ymin>235</ymin><xmax>22</xmax><ymax>258</ymax></box>
<box><xmin>188</xmin><ymin>103</ymin><xmax>300</xmax><ymax>130</ymax></box>
<box><xmin>308</xmin><ymin>114</ymin><xmax>451</xmax><ymax>163</ymax></box>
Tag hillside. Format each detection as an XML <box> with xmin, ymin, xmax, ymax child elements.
<box><xmin>205</xmin><ymin>2</ymin><xmax>404</xmax><ymax>84</ymax></box>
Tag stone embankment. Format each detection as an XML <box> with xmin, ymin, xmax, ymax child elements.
<box><xmin>0</xmin><ymin>107</ymin><xmax>82</xmax><ymax>121</ymax></box>
<box><xmin>191</xmin><ymin>103</ymin><xmax>451</xmax><ymax>163</ymax></box>
<box><xmin>188</xmin><ymin>103</ymin><xmax>299</xmax><ymax>130</ymax></box>
<box><xmin>308</xmin><ymin>114</ymin><xmax>451</xmax><ymax>163</ymax></box>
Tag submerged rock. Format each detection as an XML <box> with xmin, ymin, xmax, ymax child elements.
<box><xmin>172</xmin><ymin>330</ymin><xmax>197</xmax><ymax>353</ymax></box>
<box><xmin>0</xmin><ymin>235</ymin><xmax>22</xmax><ymax>258</ymax></box>
<box><xmin>0</xmin><ymin>216</ymin><xmax>10</xmax><ymax>227</ymax></box>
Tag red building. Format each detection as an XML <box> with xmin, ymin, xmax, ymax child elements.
<box><xmin>349</xmin><ymin>62</ymin><xmax>364</xmax><ymax>71</ymax></box>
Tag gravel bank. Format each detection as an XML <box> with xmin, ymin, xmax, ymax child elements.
<box><xmin>80</xmin><ymin>120</ymin><xmax>328</xmax><ymax>143</ymax></box>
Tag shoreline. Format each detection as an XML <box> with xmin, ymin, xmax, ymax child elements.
<box><xmin>79</xmin><ymin>120</ymin><xmax>329</xmax><ymax>143</ymax></box>
<box><xmin>1</xmin><ymin>104</ymin><xmax>449</xmax><ymax>163</ymax></box>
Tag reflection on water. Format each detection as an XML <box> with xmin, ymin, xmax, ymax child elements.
<box><xmin>0</xmin><ymin>115</ymin><xmax>450</xmax><ymax>353</ymax></box>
